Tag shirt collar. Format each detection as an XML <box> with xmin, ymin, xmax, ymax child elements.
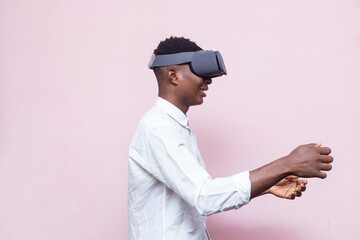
<box><xmin>156</xmin><ymin>97</ymin><xmax>189</xmax><ymax>127</ymax></box>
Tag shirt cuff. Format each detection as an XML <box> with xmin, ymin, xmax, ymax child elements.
<box><xmin>231</xmin><ymin>171</ymin><xmax>251</xmax><ymax>206</ymax></box>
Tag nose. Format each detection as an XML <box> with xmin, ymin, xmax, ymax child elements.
<box><xmin>203</xmin><ymin>78</ymin><xmax>212</xmax><ymax>85</ymax></box>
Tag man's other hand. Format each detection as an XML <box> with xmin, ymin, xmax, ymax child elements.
<box><xmin>268</xmin><ymin>176</ymin><xmax>307</xmax><ymax>199</ymax></box>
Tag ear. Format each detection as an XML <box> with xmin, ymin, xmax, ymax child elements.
<box><xmin>167</xmin><ymin>67</ymin><xmax>179</xmax><ymax>85</ymax></box>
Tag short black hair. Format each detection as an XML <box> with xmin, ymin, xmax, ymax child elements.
<box><xmin>153</xmin><ymin>36</ymin><xmax>202</xmax><ymax>55</ymax></box>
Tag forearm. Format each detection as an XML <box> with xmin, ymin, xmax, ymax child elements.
<box><xmin>249</xmin><ymin>156</ymin><xmax>290</xmax><ymax>199</ymax></box>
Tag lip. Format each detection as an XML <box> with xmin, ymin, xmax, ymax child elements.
<box><xmin>200</xmin><ymin>88</ymin><xmax>208</xmax><ymax>97</ymax></box>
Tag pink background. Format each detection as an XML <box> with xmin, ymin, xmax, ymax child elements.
<box><xmin>1</xmin><ymin>0</ymin><xmax>360</xmax><ymax>239</ymax></box>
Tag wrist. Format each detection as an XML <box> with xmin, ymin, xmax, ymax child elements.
<box><xmin>277</xmin><ymin>156</ymin><xmax>293</xmax><ymax>177</ymax></box>
<box><xmin>264</xmin><ymin>188</ymin><xmax>272</xmax><ymax>195</ymax></box>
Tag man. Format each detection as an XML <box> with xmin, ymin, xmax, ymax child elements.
<box><xmin>128</xmin><ymin>36</ymin><xmax>333</xmax><ymax>240</ymax></box>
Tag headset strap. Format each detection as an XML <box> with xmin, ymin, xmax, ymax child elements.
<box><xmin>148</xmin><ymin>52</ymin><xmax>195</xmax><ymax>68</ymax></box>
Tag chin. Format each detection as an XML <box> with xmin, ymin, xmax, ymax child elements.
<box><xmin>188</xmin><ymin>97</ymin><xmax>204</xmax><ymax>107</ymax></box>
<box><xmin>195</xmin><ymin>99</ymin><xmax>204</xmax><ymax>105</ymax></box>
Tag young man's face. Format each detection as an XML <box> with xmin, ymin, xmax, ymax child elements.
<box><xmin>177</xmin><ymin>64</ymin><xmax>212</xmax><ymax>107</ymax></box>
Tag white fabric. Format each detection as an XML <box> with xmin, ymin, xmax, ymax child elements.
<box><xmin>128</xmin><ymin>97</ymin><xmax>251</xmax><ymax>240</ymax></box>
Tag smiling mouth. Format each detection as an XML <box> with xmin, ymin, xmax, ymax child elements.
<box><xmin>200</xmin><ymin>88</ymin><xmax>208</xmax><ymax>96</ymax></box>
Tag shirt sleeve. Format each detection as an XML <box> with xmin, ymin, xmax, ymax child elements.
<box><xmin>130</xmin><ymin>124</ymin><xmax>251</xmax><ymax>216</ymax></box>
<box><xmin>197</xmin><ymin>171</ymin><xmax>251</xmax><ymax>216</ymax></box>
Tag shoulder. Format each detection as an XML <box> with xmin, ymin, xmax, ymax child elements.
<box><xmin>139</xmin><ymin>106</ymin><xmax>177</xmax><ymax>132</ymax></box>
<box><xmin>129</xmin><ymin>105</ymin><xmax>183</xmax><ymax>153</ymax></box>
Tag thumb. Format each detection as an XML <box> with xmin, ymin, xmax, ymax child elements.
<box><xmin>314</xmin><ymin>142</ymin><xmax>322</xmax><ymax>148</ymax></box>
<box><xmin>287</xmin><ymin>175</ymin><xmax>299</xmax><ymax>180</ymax></box>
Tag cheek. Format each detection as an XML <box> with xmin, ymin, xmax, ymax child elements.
<box><xmin>182</xmin><ymin>78</ymin><xmax>199</xmax><ymax>91</ymax></box>
<box><xmin>190</xmin><ymin>77</ymin><xmax>202</xmax><ymax>89</ymax></box>
<box><xmin>191</xmin><ymin>82</ymin><xmax>201</xmax><ymax>94</ymax></box>
<box><xmin>179</xmin><ymin>72</ymin><xmax>203</xmax><ymax>96</ymax></box>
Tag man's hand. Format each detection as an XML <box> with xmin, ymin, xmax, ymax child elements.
<box><xmin>249</xmin><ymin>142</ymin><xmax>333</xmax><ymax>199</ymax></box>
<box><xmin>267</xmin><ymin>176</ymin><xmax>307</xmax><ymax>199</ymax></box>
<box><xmin>285</xmin><ymin>143</ymin><xmax>333</xmax><ymax>179</ymax></box>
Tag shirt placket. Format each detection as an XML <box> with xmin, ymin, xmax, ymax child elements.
<box><xmin>185</xmin><ymin>124</ymin><xmax>197</xmax><ymax>156</ymax></box>
<box><xmin>186</xmin><ymin>124</ymin><xmax>211</xmax><ymax>240</ymax></box>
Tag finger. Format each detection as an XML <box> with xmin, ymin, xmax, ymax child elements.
<box><xmin>320</xmin><ymin>163</ymin><xmax>332</xmax><ymax>171</ymax></box>
<box><xmin>295</xmin><ymin>191</ymin><xmax>302</xmax><ymax>197</ymax></box>
<box><xmin>296</xmin><ymin>179</ymin><xmax>308</xmax><ymax>185</ymax></box>
<box><xmin>293</xmin><ymin>187</ymin><xmax>301</xmax><ymax>197</ymax></box>
<box><xmin>298</xmin><ymin>182</ymin><xmax>307</xmax><ymax>191</ymax></box>
<box><xmin>320</xmin><ymin>155</ymin><xmax>333</xmax><ymax>163</ymax></box>
<box><xmin>308</xmin><ymin>143</ymin><xmax>321</xmax><ymax>148</ymax></box>
<box><xmin>319</xmin><ymin>147</ymin><xmax>331</xmax><ymax>155</ymax></box>
<box><xmin>317</xmin><ymin>171</ymin><xmax>327</xmax><ymax>179</ymax></box>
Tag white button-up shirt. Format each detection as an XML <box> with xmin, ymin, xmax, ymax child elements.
<box><xmin>128</xmin><ymin>97</ymin><xmax>251</xmax><ymax>240</ymax></box>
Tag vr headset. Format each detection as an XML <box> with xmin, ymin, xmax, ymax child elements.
<box><xmin>148</xmin><ymin>50</ymin><xmax>227</xmax><ymax>79</ymax></box>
